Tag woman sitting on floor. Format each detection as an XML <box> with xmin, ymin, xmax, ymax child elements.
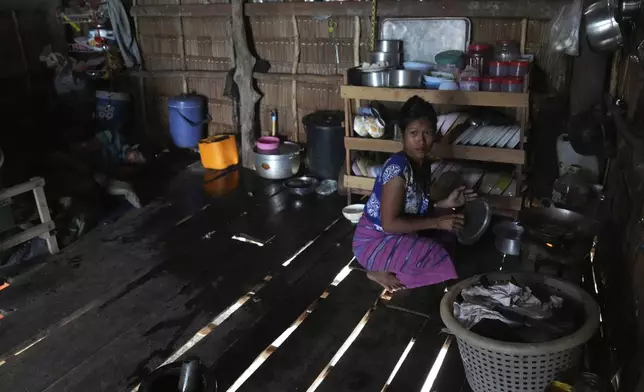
<box><xmin>353</xmin><ymin>96</ymin><xmax>475</xmax><ymax>292</ymax></box>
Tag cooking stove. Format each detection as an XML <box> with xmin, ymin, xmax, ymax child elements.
<box><xmin>520</xmin><ymin>234</ymin><xmax>593</xmax><ymax>280</ymax></box>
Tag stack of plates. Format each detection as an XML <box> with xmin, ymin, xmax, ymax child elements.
<box><xmin>452</xmin><ymin>125</ymin><xmax>521</xmax><ymax>149</ymax></box>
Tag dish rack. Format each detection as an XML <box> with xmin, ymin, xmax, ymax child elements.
<box><xmin>341</xmin><ymin>70</ymin><xmax>530</xmax><ymax>217</ymax></box>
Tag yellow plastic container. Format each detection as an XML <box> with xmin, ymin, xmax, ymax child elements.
<box><xmin>198</xmin><ymin>135</ymin><xmax>239</xmax><ymax>170</ymax></box>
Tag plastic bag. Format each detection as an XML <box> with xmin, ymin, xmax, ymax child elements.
<box><xmin>549</xmin><ymin>0</ymin><xmax>584</xmax><ymax>56</ymax></box>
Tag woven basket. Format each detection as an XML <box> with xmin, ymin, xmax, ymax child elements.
<box><xmin>440</xmin><ymin>273</ymin><xmax>600</xmax><ymax>392</ymax></box>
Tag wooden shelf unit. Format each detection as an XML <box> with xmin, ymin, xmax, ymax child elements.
<box><xmin>342</xmin><ymin>74</ymin><xmax>530</xmax><ymax>215</ymax></box>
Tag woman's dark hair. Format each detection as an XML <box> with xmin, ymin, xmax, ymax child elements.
<box><xmin>399</xmin><ymin>95</ymin><xmax>438</xmax><ymax>134</ymax></box>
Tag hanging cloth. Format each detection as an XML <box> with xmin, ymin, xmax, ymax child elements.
<box><xmin>106</xmin><ymin>0</ymin><xmax>142</xmax><ymax>68</ymax></box>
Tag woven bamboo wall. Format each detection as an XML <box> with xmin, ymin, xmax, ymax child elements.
<box><xmin>133</xmin><ymin>6</ymin><xmax>568</xmax><ymax>146</ymax></box>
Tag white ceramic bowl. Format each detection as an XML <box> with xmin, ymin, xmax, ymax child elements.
<box><xmin>403</xmin><ymin>61</ymin><xmax>435</xmax><ymax>74</ymax></box>
<box><xmin>342</xmin><ymin>204</ymin><xmax>365</xmax><ymax>224</ymax></box>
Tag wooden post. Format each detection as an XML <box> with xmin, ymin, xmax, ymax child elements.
<box><xmin>232</xmin><ymin>0</ymin><xmax>261</xmax><ymax>168</ymax></box>
<box><xmin>291</xmin><ymin>15</ymin><xmax>300</xmax><ymax>143</ymax></box>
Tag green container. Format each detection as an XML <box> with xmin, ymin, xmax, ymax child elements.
<box><xmin>435</xmin><ymin>50</ymin><xmax>465</xmax><ymax>70</ymax></box>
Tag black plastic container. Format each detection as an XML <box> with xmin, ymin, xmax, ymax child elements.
<box><xmin>303</xmin><ymin>111</ymin><xmax>345</xmax><ymax>180</ymax></box>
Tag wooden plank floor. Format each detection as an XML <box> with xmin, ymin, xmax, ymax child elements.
<box><xmin>0</xmin><ymin>163</ymin><xmax>474</xmax><ymax>392</ymax></box>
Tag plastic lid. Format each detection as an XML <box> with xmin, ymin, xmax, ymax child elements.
<box><xmin>501</xmin><ymin>77</ymin><xmax>523</xmax><ymax>84</ymax></box>
<box><xmin>510</xmin><ymin>60</ymin><xmax>530</xmax><ymax>67</ymax></box>
<box><xmin>435</xmin><ymin>50</ymin><xmax>465</xmax><ymax>65</ymax></box>
<box><xmin>490</xmin><ymin>60</ymin><xmax>511</xmax><ymax>66</ymax></box>
<box><xmin>168</xmin><ymin>94</ymin><xmax>205</xmax><ymax>109</ymax></box>
<box><xmin>302</xmin><ymin>110</ymin><xmax>344</xmax><ymax>129</ymax></box>
<box><xmin>468</xmin><ymin>43</ymin><xmax>490</xmax><ymax>52</ymax></box>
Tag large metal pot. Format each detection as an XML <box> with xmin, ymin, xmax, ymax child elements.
<box><xmin>493</xmin><ymin>221</ymin><xmax>524</xmax><ymax>256</ymax></box>
<box><xmin>621</xmin><ymin>0</ymin><xmax>643</xmax><ymax>19</ymax></box>
<box><xmin>254</xmin><ymin>141</ymin><xmax>301</xmax><ymax>180</ymax></box>
<box><xmin>361</xmin><ymin>70</ymin><xmax>389</xmax><ymax>87</ymax></box>
<box><xmin>584</xmin><ymin>0</ymin><xmax>624</xmax><ymax>52</ymax></box>
<box><xmin>374</xmin><ymin>39</ymin><xmax>402</xmax><ymax>53</ymax></box>
<box><xmin>388</xmin><ymin>69</ymin><xmax>422</xmax><ymax>88</ymax></box>
<box><xmin>367</xmin><ymin>51</ymin><xmax>401</xmax><ymax>67</ymax></box>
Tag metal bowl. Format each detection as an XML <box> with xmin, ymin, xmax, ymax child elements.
<box><xmin>284</xmin><ymin>176</ymin><xmax>319</xmax><ymax>196</ymax></box>
<box><xmin>388</xmin><ymin>69</ymin><xmax>422</xmax><ymax>88</ymax></box>
<box><xmin>367</xmin><ymin>51</ymin><xmax>402</xmax><ymax>67</ymax></box>
<box><xmin>374</xmin><ymin>40</ymin><xmax>402</xmax><ymax>53</ymax></box>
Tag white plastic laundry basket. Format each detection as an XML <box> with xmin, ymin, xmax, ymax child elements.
<box><xmin>440</xmin><ymin>273</ymin><xmax>600</xmax><ymax>392</ymax></box>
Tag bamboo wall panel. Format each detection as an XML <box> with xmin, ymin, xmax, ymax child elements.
<box><xmin>186</xmin><ymin>77</ymin><xmax>227</xmax><ymax>99</ymax></box>
<box><xmin>134</xmin><ymin>9</ymin><xmax>570</xmax><ymax>145</ymax></box>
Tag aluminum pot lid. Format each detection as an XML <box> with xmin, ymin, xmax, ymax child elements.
<box><xmin>302</xmin><ymin>111</ymin><xmax>344</xmax><ymax>129</ymax></box>
<box><xmin>457</xmin><ymin>198</ymin><xmax>492</xmax><ymax>245</ymax></box>
<box><xmin>254</xmin><ymin>141</ymin><xmax>299</xmax><ymax>156</ymax></box>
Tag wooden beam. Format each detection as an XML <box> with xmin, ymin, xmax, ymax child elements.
<box><xmin>231</xmin><ymin>0</ymin><xmax>262</xmax><ymax>168</ymax></box>
<box><xmin>0</xmin><ymin>221</ymin><xmax>55</xmax><ymax>252</ymax></box>
<box><xmin>0</xmin><ymin>177</ymin><xmax>45</xmax><ymax>200</ymax></box>
<box><xmin>131</xmin><ymin>4</ymin><xmax>231</xmax><ymax>17</ymax></box>
<box><xmin>127</xmin><ymin>70</ymin><xmax>343</xmax><ymax>84</ymax></box>
<box><xmin>132</xmin><ymin>0</ymin><xmax>567</xmax><ymax>19</ymax></box>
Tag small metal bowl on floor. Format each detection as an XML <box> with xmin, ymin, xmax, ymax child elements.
<box><xmin>284</xmin><ymin>176</ymin><xmax>319</xmax><ymax>196</ymax></box>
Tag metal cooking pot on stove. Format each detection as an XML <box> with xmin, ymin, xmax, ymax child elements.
<box><xmin>519</xmin><ymin>205</ymin><xmax>598</xmax><ymax>242</ymax></box>
<box><xmin>584</xmin><ymin>0</ymin><xmax>624</xmax><ymax>52</ymax></box>
<box><xmin>254</xmin><ymin>141</ymin><xmax>301</xmax><ymax>180</ymax></box>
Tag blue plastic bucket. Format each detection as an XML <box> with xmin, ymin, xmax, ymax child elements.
<box><xmin>168</xmin><ymin>95</ymin><xmax>210</xmax><ymax>148</ymax></box>
<box><xmin>96</xmin><ymin>91</ymin><xmax>131</xmax><ymax>129</ymax></box>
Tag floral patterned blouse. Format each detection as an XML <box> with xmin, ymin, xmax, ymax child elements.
<box><xmin>363</xmin><ymin>151</ymin><xmax>430</xmax><ymax>231</ymax></box>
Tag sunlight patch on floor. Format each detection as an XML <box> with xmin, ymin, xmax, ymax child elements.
<box><xmin>306</xmin><ymin>290</ymin><xmax>388</xmax><ymax>392</ymax></box>
<box><xmin>158</xmin><ymin>275</ymin><xmax>272</xmax><ymax>368</ymax></box>
<box><xmin>419</xmin><ymin>335</ymin><xmax>453</xmax><ymax>392</ymax></box>
<box><xmin>281</xmin><ymin>218</ymin><xmax>340</xmax><ymax>267</ymax></box>
<box><xmin>380</xmin><ymin>337</ymin><xmax>416</xmax><ymax>391</ymax></box>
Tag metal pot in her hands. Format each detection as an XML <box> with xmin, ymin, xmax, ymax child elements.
<box><xmin>254</xmin><ymin>141</ymin><xmax>301</xmax><ymax>180</ymax></box>
<box><xmin>584</xmin><ymin>0</ymin><xmax>624</xmax><ymax>53</ymax></box>
<box><xmin>493</xmin><ymin>221</ymin><xmax>524</xmax><ymax>256</ymax></box>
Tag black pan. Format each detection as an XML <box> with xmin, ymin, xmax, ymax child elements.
<box><xmin>519</xmin><ymin>206</ymin><xmax>598</xmax><ymax>242</ymax></box>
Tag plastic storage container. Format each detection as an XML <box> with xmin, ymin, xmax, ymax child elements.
<box><xmin>435</xmin><ymin>50</ymin><xmax>465</xmax><ymax>72</ymax></box>
<box><xmin>459</xmin><ymin>76</ymin><xmax>481</xmax><ymax>91</ymax></box>
<box><xmin>481</xmin><ymin>77</ymin><xmax>501</xmax><ymax>92</ymax></box>
<box><xmin>489</xmin><ymin>61</ymin><xmax>510</xmax><ymax>77</ymax></box>
<box><xmin>495</xmin><ymin>40</ymin><xmax>520</xmax><ymax>61</ymax></box>
<box><xmin>501</xmin><ymin>77</ymin><xmax>523</xmax><ymax>93</ymax></box>
<box><xmin>509</xmin><ymin>60</ymin><xmax>530</xmax><ymax>77</ymax></box>
<box><xmin>467</xmin><ymin>43</ymin><xmax>491</xmax><ymax>76</ymax></box>
<box><xmin>198</xmin><ymin>135</ymin><xmax>239</xmax><ymax>170</ymax></box>
<box><xmin>96</xmin><ymin>90</ymin><xmax>131</xmax><ymax>129</ymax></box>
<box><xmin>168</xmin><ymin>95</ymin><xmax>209</xmax><ymax>148</ymax></box>
<box><xmin>303</xmin><ymin>110</ymin><xmax>346</xmax><ymax>179</ymax></box>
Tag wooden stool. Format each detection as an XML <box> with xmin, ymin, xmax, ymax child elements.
<box><xmin>0</xmin><ymin>177</ymin><xmax>58</xmax><ymax>255</ymax></box>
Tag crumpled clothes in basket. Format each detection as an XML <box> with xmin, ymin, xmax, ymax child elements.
<box><xmin>453</xmin><ymin>282</ymin><xmax>563</xmax><ymax>329</ymax></box>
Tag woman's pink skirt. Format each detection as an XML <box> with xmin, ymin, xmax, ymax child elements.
<box><xmin>352</xmin><ymin>216</ymin><xmax>457</xmax><ymax>289</ymax></box>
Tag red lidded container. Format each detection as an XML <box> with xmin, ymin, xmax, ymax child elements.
<box><xmin>508</xmin><ymin>60</ymin><xmax>529</xmax><ymax>77</ymax></box>
<box><xmin>467</xmin><ymin>43</ymin><xmax>491</xmax><ymax>76</ymax></box>
<box><xmin>481</xmin><ymin>77</ymin><xmax>501</xmax><ymax>92</ymax></box>
<box><xmin>500</xmin><ymin>77</ymin><xmax>523</xmax><ymax>93</ymax></box>
<box><xmin>489</xmin><ymin>61</ymin><xmax>510</xmax><ymax>77</ymax></box>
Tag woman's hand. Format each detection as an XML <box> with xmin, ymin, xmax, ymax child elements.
<box><xmin>432</xmin><ymin>214</ymin><xmax>465</xmax><ymax>231</ymax></box>
<box><xmin>436</xmin><ymin>186</ymin><xmax>477</xmax><ymax>209</ymax></box>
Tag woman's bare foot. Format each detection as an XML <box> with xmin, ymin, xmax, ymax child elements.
<box><xmin>366</xmin><ymin>271</ymin><xmax>406</xmax><ymax>292</ymax></box>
